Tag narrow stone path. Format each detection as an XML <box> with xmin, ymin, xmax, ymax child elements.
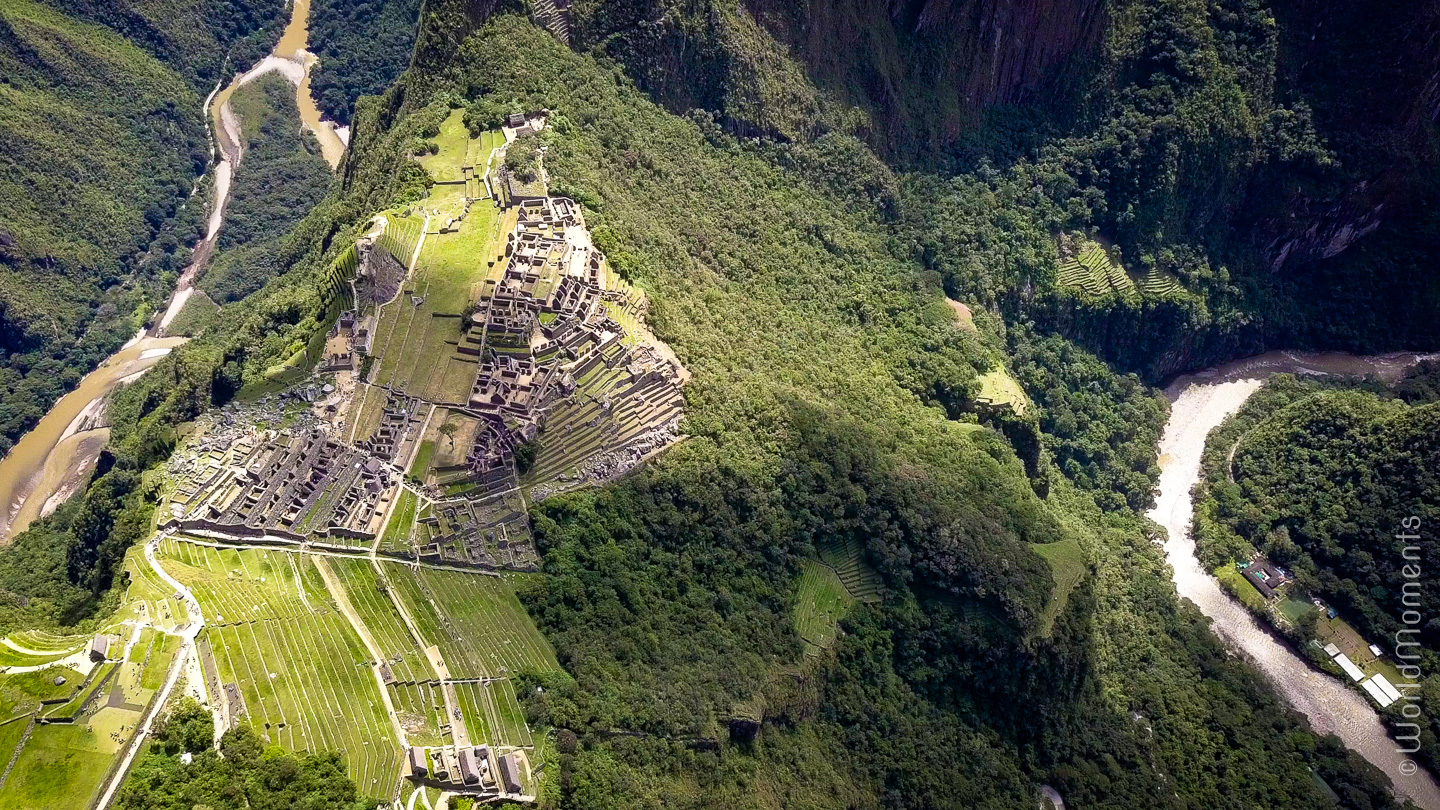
<box><xmin>93</xmin><ymin>533</ymin><xmax>205</xmax><ymax>809</ymax></box>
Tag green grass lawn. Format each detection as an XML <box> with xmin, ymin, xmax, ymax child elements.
<box><xmin>372</xmin><ymin>198</ymin><xmax>500</xmax><ymax>401</ymax></box>
<box><xmin>1214</xmin><ymin>564</ymin><xmax>1268</xmax><ymax>611</ymax></box>
<box><xmin>409</xmin><ymin>441</ymin><xmax>436</xmax><ymax>482</ymax></box>
<box><xmin>381</xmin><ymin>489</ymin><xmax>418</xmax><ymax>550</ymax></box>
<box><xmin>417</xmin><ymin>110</ymin><xmax>472</xmax><ymax>183</ymax></box>
<box><xmin>1277</xmin><ymin>594</ymin><xmax>1316</xmax><ymax>625</ymax></box>
<box><xmin>1033</xmin><ymin>538</ymin><xmax>1086</xmax><ymax>635</ymax></box>
<box><xmin>794</xmin><ymin>560</ymin><xmax>855</xmax><ymax>656</ymax></box>
<box><xmin>0</xmin><ymin>723</ymin><xmax>113</xmax><ymax>810</ymax></box>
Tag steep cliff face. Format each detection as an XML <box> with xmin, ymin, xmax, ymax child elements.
<box><xmin>1252</xmin><ymin>0</ymin><xmax>1440</xmax><ymax>271</ymax></box>
<box><xmin>563</xmin><ymin>0</ymin><xmax>1104</xmax><ymax>152</ymax></box>
<box><xmin>743</xmin><ymin>0</ymin><xmax>1106</xmax><ymax>149</ymax></box>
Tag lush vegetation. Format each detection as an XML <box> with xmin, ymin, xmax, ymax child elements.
<box><xmin>0</xmin><ymin>0</ymin><xmax>283</xmax><ymax>453</ymax></box>
<box><xmin>1</xmin><ymin>1</ymin><xmax>1436</xmax><ymax>808</ymax></box>
<box><xmin>117</xmin><ymin>698</ymin><xmax>378</xmax><ymax>810</ymax></box>
<box><xmin>44</xmin><ymin>0</ymin><xmax>284</xmax><ymax>91</ymax></box>
<box><xmin>0</xmin><ymin>0</ymin><xmax>203</xmax><ymax>452</ymax></box>
<box><xmin>1193</xmin><ymin>370</ymin><xmax>1440</xmax><ymax>775</ymax></box>
<box><xmin>200</xmin><ymin>74</ymin><xmax>333</xmax><ymax>303</ymax></box>
<box><xmin>432</xmin><ymin>15</ymin><xmax>1402</xmax><ymax>808</ymax></box>
<box><xmin>309</xmin><ymin>0</ymin><xmax>422</xmax><ymax>125</ymax></box>
<box><xmin>1194</xmin><ymin>373</ymin><xmax>1440</xmax><ymax>658</ymax></box>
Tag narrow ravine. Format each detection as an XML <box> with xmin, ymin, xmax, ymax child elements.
<box><xmin>0</xmin><ymin>0</ymin><xmax>344</xmax><ymax>544</ymax></box>
<box><xmin>1148</xmin><ymin>349</ymin><xmax>1440</xmax><ymax>809</ymax></box>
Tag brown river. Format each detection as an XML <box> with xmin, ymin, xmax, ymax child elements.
<box><xmin>0</xmin><ymin>0</ymin><xmax>343</xmax><ymax>543</ymax></box>
<box><xmin>1150</xmin><ymin>350</ymin><xmax>1440</xmax><ymax>809</ymax></box>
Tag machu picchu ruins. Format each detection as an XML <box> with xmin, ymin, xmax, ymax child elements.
<box><xmin>132</xmin><ymin>112</ymin><xmax>687</xmax><ymax>806</ymax></box>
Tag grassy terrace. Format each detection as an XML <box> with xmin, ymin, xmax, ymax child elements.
<box><xmin>817</xmin><ymin>537</ymin><xmax>882</xmax><ymax>603</ymax></box>
<box><xmin>390</xmin><ymin>683</ymin><xmax>447</xmax><ymax>747</ymax></box>
<box><xmin>978</xmin><ymin>366</ymin><xmax>1029</xmax><ymax>414</ymax></box>
<box><xmin>387</xmin><ymin>568</ymin><xmax>558</xmax><ymax>679</ymax></box>
<box><xmin>370</xmin><ymin>115</ymin><xmax>508</xmax><ymax>406</ymax></box>
<box><xmin>329</xmin><ymin>558</ymin><xmax>432</xmax><ymax>684</ymax></box>
<box><xmin>453</xmin><ymin>678</ymin><xmax>533</xmax><ymax>749</ymax></box>
<box><xmin>156</xmin><ymin>539</ymin><xmax>402</xmax><ymax>794</ymax></box>
<box><xmin>0</xmin><ymin>722</ymin><xmax>114</xmax><ymax>810</ymax></box>
<box><xmin>1033</xmin><ymin>538</ymin><xmax>1086</xmax><ymax>635</ymax></box>
<box><xmin>4</xmin><ymin>630</ymin><xmax>86</xmax><ymax>654</ymax></box>
<box><xmin>380</xmin><ymin>488</ymin><xmax>418</xmax><ymax>552</ymax></box>
<box><xmin>793</xmin><ymin>561</ymin><xmax>854</xmax><ymax>656</ymax></box>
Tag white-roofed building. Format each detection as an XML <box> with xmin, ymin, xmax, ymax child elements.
<box><xmin>1362</xmin><ymin>677</ymin><xmax>1397</xmax><ymax>708</ymax></box>
<box><xmin>1369</xmin><ymin>673</ymin><xmax>1404</xmax><ymax>704</ymax></box>
<box><xmin>1333</xmin><ymin>653</ymin><xmax>1365</xmax><ymax>682</ymax></box>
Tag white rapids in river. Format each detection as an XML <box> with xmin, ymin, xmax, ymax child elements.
<box><xmin>1148</xmin><ymin>349</ymin><xmax>1440</xmax><ymax>809</ymax></box>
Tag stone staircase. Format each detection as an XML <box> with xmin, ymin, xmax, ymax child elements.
<box><xmin>531</xmin><ymin>0</ymin><xmax>571</xmax><ymax>44</ymax></box>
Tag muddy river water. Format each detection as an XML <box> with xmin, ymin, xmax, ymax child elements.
<box><xmin>1149</xmin><ymin>350</ymin><xmax>1440</xmax><ymax>809</ymax></box>
<box><xmin>0</xmin><ymin>0</ymin><xmax>344</xmax><ymax>543</ymax></box>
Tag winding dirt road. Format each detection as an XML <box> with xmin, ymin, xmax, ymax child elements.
<box><xmin>1149</xmin><ymin>350</ymin><xmax>1440</xmax><ymax>809</ymax></box>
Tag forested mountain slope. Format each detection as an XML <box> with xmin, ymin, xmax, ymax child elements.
<box><xmin>8</xmin><ymin>5</ymin><xmax>1407</xmax><ymax>805</ymax></box>
<box><xmin>0</xmin><ymin>0</ymin><xmax>1434</xmax><ymax>808</ymax></box>
<box><xmin>0</xmin><ymin>0</ymin><xmax>280</xmax><ymax>453</ymax></box>
<box><xmin>553</xmin><ymin>0</ymin><xmax>1440</xmax><ymax>381</ymax></box>
<box><xmin>0</xmin><ymin>0</ymin><xmax>203</xmax><ymax>453</ymax></box>
<box><xmin>199</xmin><ymin>73</ymin><xmax>332</xmax><ymax>303</ymax></box>
<box><xmin>44</xmin><ymin>0</ymin><xmax>283</xmax><ymax>90</ymax></box>
<box><xmin>309</xmin><ymin>0</ymin><xmax>423</xmax><ymax>125</ymax></box>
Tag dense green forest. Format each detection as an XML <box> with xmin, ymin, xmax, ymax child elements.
<box><xmin>200</xmin><ymin>74</ymin><xmax>333</xmax><ymax>303</ymax></box>
<box><xmin>1194</xmin><ymin>372</ymin><xmax>1440</xmax><ymax>658</ymax></box>
<box><xmin>559</xmin><ymin>0</ymin><xmax>1440</xmax><ymax>382</ymax></box>
<box><xmin>308</xmin><ymin>0</ymin><xmax>422</xmax><ymax>124</ymax></box>
<box><xmin>0</xmin><ymin>0</ymin><xmax>1436</xmax><ymax>807</ymax></box>
<box><xmin>117</xmin><ymin>698</ymin><xmax>379</xmax><ymax>809</ymax></box>
<box><xmin>44</xmin><ymin>0</ymin><xmax>284</xmax><ymax>90</ymax></box>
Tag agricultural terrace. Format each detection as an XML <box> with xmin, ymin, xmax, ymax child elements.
<box><xmin>0</xmin><ymin>545</ymin><xmax>201</xmax><ymax>810</ymax></box>
<box><xmin>120</xmin><ymin>545</ymin><xmax>186</xmax><ymax>633</ymax></box>
<box><xmin>328</xmin><ymin>558</ymin><xmax>432</xmax><ymax>685</ymax></box>
<box><xmin>453</xmin><ymin>678</ymin><xmax>533</xmax><ymax>749</ymax></box>
<box><xmin>386</xmin><ymin>567</ymin><xmax>558</xmax><ymax>679</ymax></box>
<box><xmin>977</xmin><ymin>366</ymin><xmax>1029</xmax><ymax>415</ymax></box>
<box><xmin>1033</xmin><ymin>538</ymin><xmax>1086</xmax><ymax>636</ymax></box>
<box><xmin>817</xmin><ymin>537</ymin><xmax>883</xmax><ymax>604</ymax></box>
<box><xmin>154</xmin><ymin>538</ymin><xmax>403</xmax><ymax>794</ymax></box>
<box><xmin>1057</xmin><ymin>234</ymin><xmax>1184</xmax><ymax>299</ymax></box>
<box><xmin>0</xmin><ymin>625</ymin><xmax>176</xmax><ymax>809</ymax></box>
<box><xmin>793</xmin><ymin>561</ymin><xmax>855</xmax><ymax>656</ymax></box>
<box><xmin>381</xmin><ymin>487</ymin><xmax>420</xmax><ymax>553</ymax></box>
<box><xmin>369</xmin><ymin>120</ymin><xmax>510</xmax><ymax>406</ymax></box>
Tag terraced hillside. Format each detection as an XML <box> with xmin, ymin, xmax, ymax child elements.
<box><xmin>817</xmin><ymin>537</ymin><xmax>883</xmax><ymax>603</ymax></box>
<box><xmin>155</xmin><ymin>539</ymin><xmax>403</xmax><ymax>794</ymax></box>
<box><xmin>0</xmin><ymin>549</ymin><xmax>192</xmax><ymax>809</ymax></box>
<box><xmin>1056</xmin><ymin>236</ymin><xmax>1184</xmax><ymax>300</ymax></box>
<box><xmin>793</xmin><ymin>561</ymin><xmax>855</xmax><ymax>656</ymax></box>
<box><xmin>0</xmin><ymin>81</ymin><xmax>688</xmax><ymax>810</ymax></box>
